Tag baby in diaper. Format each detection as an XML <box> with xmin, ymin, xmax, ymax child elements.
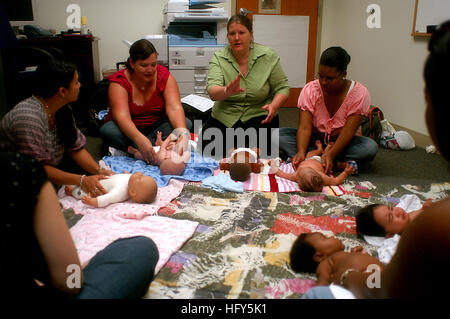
<box><xmin>129</xmin><ymin>131</ymin><xmax>191</xmax><ymax>176</ymax></box>
<box><xmin>273</xmin><ymin>140</ymin><xmax>354</xmax><ymax>192</ymax></box>
<box><xmin>219</xmin><ymin>147</ymin><xmax>264</xmax><ymax>182</ymax></box>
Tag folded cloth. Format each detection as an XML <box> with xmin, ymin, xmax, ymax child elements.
<box><xmin>363</xmin><ymin>194</ymin><xmax>423</xmax><ymax>263</ymax></box>
<box><xmin>201</xmin><ymin>172</ymin><xmax>243</xmax><ymax>193</ymax></box>
<box><xmin>102</xmin><ymin>151</ymin><xmax>218</xmax><ymax>187</ymax></box>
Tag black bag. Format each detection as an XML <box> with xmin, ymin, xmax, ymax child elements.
<box><xmin>85</xmin><ymin>79</ymin><xmax>110</xmax><ymax>136</ymax></box>
<box><xmin>361</xmin><ymin>105</ymin><xmax>384</xmax><ymax>143</ymax></box>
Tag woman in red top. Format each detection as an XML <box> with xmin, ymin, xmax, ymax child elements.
<box><xmin>100</xmin><ymin>39</ymin><xmax>192</xmax><ymax>164</ymax></box>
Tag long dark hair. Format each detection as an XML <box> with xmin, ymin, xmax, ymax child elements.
<box><xmin>424</xmin><ymin>20</ymin><xmax>450</xmax><ymax>160</ymax></box>
<box><xmin>33</xmin><ymin>58</ymin><xmax>76</xmax><ymax>98</ymax></box>
<box><xmin>33</xmin><ymin>58</ymin><xmax>78</xmax><ymax>149</ymax></box>
<box><xmin>125</xmin><ymin>39</ymin><xmax>158</xmax><ymax>73</ymax></box>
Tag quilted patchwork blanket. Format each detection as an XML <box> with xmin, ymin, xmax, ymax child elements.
<box><xmin>145</xmin><ymin>180</ymin><xmax>449</xmax><ymax>299</ymax></box>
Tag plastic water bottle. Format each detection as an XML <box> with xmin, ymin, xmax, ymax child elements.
<box><xmin>81</xmin><ymin>16</ymin><xmax>88</xmax><ymax>35</ymax></box>
<box><xmin>250</xmin><ymin>268</ymin><xmax>265</xmax><ymax>299</ymax></box>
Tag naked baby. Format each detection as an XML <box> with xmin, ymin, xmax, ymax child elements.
<box><xmin>129</xmin><ymin>131</ymin><xmax>191</xmax><ymax>176</ymax></box>
<box><xmin>290</xmin><ymin>232</ymin><xmax>384</xmax><ymax>286</ymax></box>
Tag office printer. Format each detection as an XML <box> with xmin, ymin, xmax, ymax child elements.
<box><xmin>163</xmin><ymin>0</ymin><xmax>229</xmax><ymax>97</ymax></box>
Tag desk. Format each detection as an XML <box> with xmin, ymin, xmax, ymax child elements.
<box><xmin>19</xmin><ymin>35</ymin><xmax>100</xmax><ymax>88</ymax></box>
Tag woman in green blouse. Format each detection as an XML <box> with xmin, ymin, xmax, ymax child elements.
<box><xmin>199</xmin><ymin>14</ymin><xmax>290</xmax><ymax>159</ymax></box>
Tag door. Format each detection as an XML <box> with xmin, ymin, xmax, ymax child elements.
<box><xmin>235</xmin><ymin>0</ymin><xmax>319</xmax><ymax>107</ymax></box>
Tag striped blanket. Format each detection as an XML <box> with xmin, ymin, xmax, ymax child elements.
<box><xmin>241</xmin><ymin>161</ymin><xmax>346</xmax><ymax>195</ymax></box>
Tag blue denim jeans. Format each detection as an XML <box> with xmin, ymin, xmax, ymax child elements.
<box><xmin>76</xmin><ymin>236</ymin><xmax>159</xmax><ymax>299</ymax></box>
<box><xmin>301</xmin><ymin>286</ymin><xmax>335</xmax><ymax>299</ymax></box>
<box><xmin>100</xmin><ymin>117</ymin><xmax>193</xmax><ymax>152</ymax></box>
<box><xmin>278</xmin><ymin>127</ymin><xmax>378</xmax><ymax>165</ymax></box>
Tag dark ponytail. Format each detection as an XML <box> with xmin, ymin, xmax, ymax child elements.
<box><xmin>319</xmin><ymin>47</ymin><xmax>351</xmax><ymax>72</ymax></box>
<box><xmin>125</xmin><ymin>39</ymin><xmax>158</xmax><ymax>73</ymax></box>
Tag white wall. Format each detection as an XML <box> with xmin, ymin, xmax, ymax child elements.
<box><xmin>34</xmin><ymin>0</ymin><xmax>232</xmax><ymax>71</ymax></box>
<box><xmin>33</xmin><ymin>0</ymin><xmax>429</xmax><ymax>135</ymax></box>
<box><xmin>319</xmin><ymin>0</ymin><xmax>430</xmax><ymax>136</ymax></box>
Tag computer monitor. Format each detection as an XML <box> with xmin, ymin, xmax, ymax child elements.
<box><xmin>2</xmin><ymin>0</ymin><xmax>37</xmax><ymax>26</ymax></box>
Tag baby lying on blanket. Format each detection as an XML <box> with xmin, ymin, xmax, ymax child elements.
<box><xmin>290</xmin><ymin>232</ymin><xmax>384</xmax><ymax>286</ymax></box>
<box><xmin>356</xmin><ymin>197</ymin><xmax>433</xmax><ymax>238</ymax></box>
<box><xmin>219</xmin><ymin>147</ymin><xmax>264</xmax><ymax>182</ymax></box>
<box><xmin>129</xmin><ymin>131</ymin><xmax>191</xmax><ymax>176</ymax></box>
<box><xmin>272</xmin><ymin>140</ymin><xmax>354</xmax><ymax>192</ymax></box>
<box><xmin>65</xmin><ymin>171</ymin><xmax>158</xmax><ymax>207</ymax></box>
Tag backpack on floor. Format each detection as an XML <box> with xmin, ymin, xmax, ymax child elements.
<box><xmin>85</xmin><ymin>78</ymin><xmax>111</xmax><ymax>136</ymax></box>
<box><xmin>361</xmin><ymin>105</ymin><xmax>384</xmax><ymax>143</ymax></box>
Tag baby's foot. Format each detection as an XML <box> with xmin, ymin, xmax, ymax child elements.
<box><xmin>315</xmin><ymin>140</ymin><xmax>323</xmax><ymax>152</ymax></box>
<box><xmin>155</xmin><ymin>131</ymin><xmax>163</xmax><ymax>146</ymax></box>
<box><xmin>65</xmin><ymin>185</ymin><xmax>74</xmax><ymax>196</ymax></box>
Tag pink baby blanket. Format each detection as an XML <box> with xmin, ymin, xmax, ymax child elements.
<box><xmin>70</xmin><ymin>213</ymin><xmax>198</xmax><ymax>274</ymax></box>
<box><xmin>58</xmin><ymin>179</ymin><xmax>185</xmax><ymax>219</ymax></box>
<box><xmin>58</xmin><ymin>179</ymin><xmax>199</xmax><ymax>274</ymax></box>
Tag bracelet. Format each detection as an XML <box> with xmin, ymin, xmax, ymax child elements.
<box><xmin>80</xmin><ymin>174</ymin><xmax>86</xmax><ymax>188</ymax></box>
<box><xmin>339</xmin><ymin>268</ymin><xmax>360</xmax><ymax>286</ymax></box>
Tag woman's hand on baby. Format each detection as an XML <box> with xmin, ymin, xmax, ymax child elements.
<box><xmin>321</xmin><ymin>152</ymin><xmax>334</xmax><ymax>174</ymax></box>
<box><xmin>82</xmin><ymin>195</ymin><xmax>98</xmax><ymax>207</ymax></box>
<box><xmin>97</xmin><ymin>168</ymin><xmax>115</xmax><ymax>176</ymax></box>
<box><xmin>83</xmin><ymin>175</ymin><xmax>108</xmax><ymax>197</ymax></box>
<box><xmin>136</xmin><ymin>138</ymin><xmax>157</xmax><ymax>164</ymax></box>
<box><xmin>292</xmin><ymin>152</ymin><xmax>305</xmax><ymax>170</ymax></box>
<box><xmin>225</xmin><ymin>74</ymin><xmax>245</xmax><ymax>97</ymax></box>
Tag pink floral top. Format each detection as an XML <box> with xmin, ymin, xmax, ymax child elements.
<box><xmin>297</xmin><ymin>79</ymin><xmax>370</xmax><ymax>144</ymax></box>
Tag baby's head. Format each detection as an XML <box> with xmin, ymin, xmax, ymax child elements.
<box><xmin>160</xmin><ymin>158</ymin><xmax>186</xmax><ymax>176</ymax></box>
<box><xmin>127</xmin><ymin>172</ymin><xmax>158</xmax><ymax>204</ymax></box>
<box><xmin>229</xmin><ymin>163</ymin><xmax>251</xmax><ymax>181</ymax></box>
<box><xmin>356</xmin><ymin>204</ymin><xmax>409</xmax><ymax>237</ymax></box>
<box><xmin>297</xmin><ymin>168</ymin><xmax>323</xmax><ymax>192</ymax></box>
<box><xmin>290</xmin><ymin>232</ymin><xmax>345</xmax><ymax>273</ymax></box>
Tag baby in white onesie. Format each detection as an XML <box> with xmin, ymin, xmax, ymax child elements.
<box><xmin>65</xmin><ymin>172</ymin><xmax>158</xmax><ymax>207</ymax></box>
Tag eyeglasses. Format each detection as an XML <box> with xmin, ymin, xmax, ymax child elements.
<box><xmin>316</xmin><ymin>72</ymin><xmax>343</xmax><ymax>82</ymax></box>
